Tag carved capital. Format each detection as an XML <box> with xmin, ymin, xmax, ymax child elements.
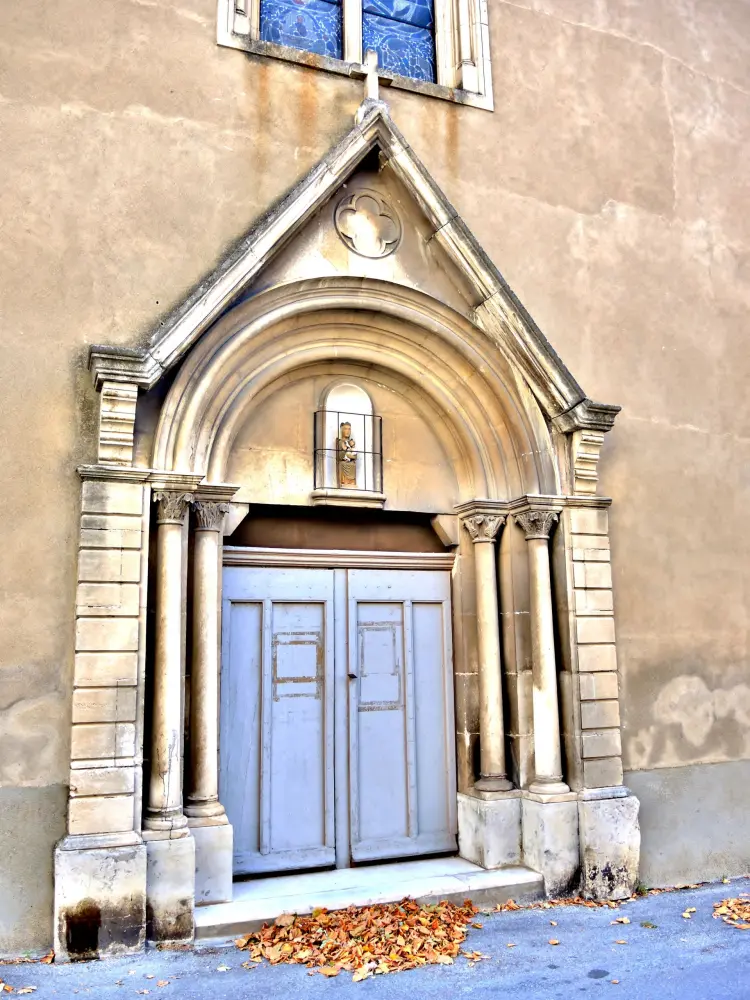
<box><xmin>154</xmin><ymin>491</ymin><xmax>193</xmax><ymax>525</ymax></box>
<box><xmin>193</xmin><ymin>500</ymin><xmax>230</xmax><ymax>531</ymax></box>
<box><xmin>462</xmin><ymin>513</ymin><xmax>506</xmax><ymax>544</ymax></box>
<box><xmin>515</xmin><ymin>510</ymin><xmax>559</xmax><ymax>540</ymax></box>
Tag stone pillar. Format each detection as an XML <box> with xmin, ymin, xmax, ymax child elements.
<box><xmin>185</xmin><ymin>500</ymin><xmax>233</xmax><ymax>905</ymax></box>
<box><xmin>142</xmin><ymin>491</ymin><xmax>195</xmax><ymax>944</ymax></box>
<box><xmin>514</xmin><ymin>510</ymin><xmax>569</xmax><ymax>796</ymax></box>
<box><xmin>461</xmin><ymin>512</ymin><xmax>512</xmax><ymax>792</ymax></box>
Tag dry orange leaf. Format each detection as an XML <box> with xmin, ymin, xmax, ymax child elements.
<box><xmin>614</xmin><ymin>940</ymin><xmax>627</xmax><ymax>945</ymax></box>
<box><xmin>548</xmin><ymin>939</ymin><xmax>560</xmax><ymax>946</ymax></box>
<box><xmin>712</xmin><ymin>897</ymin><xmax>750</xmax><ymax>930</ymax></box>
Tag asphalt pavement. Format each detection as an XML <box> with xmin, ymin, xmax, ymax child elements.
<box><xmin>3</xmin><ymin>879</ymin><xmax>748</xmax><ymax>1000</ymax></box>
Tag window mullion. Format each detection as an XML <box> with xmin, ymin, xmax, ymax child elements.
<box><xmin>456</xmin><ymin>0</ymin><xmax>479</xmax><ymax>92</ymax></box>
<box><xmin>343</xmin><ymin>0</ymin><xmax>363</xmax><ymax>64</ymax></box>
<box><xmin>434</xmin><ymin>0</ymin><xmax>457</xmax><ymax>89</ymax></box>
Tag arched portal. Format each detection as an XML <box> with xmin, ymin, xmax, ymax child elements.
<box><xmin>55</xmin><ymin>97</ymin><xmax>636</xmax><ymax>960</ymax></box>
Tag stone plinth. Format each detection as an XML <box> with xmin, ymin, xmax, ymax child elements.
<box><xmin>522</xmin><ymin>796</ymin><xmax>580</xmax><ymax>897</ymax></box>
<box><xmin>144</xmin><ymin>836</ymin><xmax>195</xmax><ymax>944</ymax></box>
<box><xmin>457</xmin><ymin>791</ymin><xmax>522</xmax><ymax>869</ymax></box>
<box><xmin>54</xmin><ymin>842</ymin><xmax>146</xmax><ymax>961</ymax></box>
<box><xmin>579</xmin><ymin>791</ymin><xmax>640</xmax><ymax>901</ymax></box>
<box><xmin>192</xmin><ymin>823</ymin><xmax>234</xmax><ymax>906</ymax></box>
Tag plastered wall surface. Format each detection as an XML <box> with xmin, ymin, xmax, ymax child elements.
<box><xmin>1</xmin><ymin>0</ymin><xmax>749</xmax><ymax>950</ymax></box>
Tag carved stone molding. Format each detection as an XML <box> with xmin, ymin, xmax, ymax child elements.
<box><xmin>515</xmin><ymin>510</ymin><xmax>559</xmax><ymax>540</ymax></box>
<box><xmin>154</xmin><ymin>491</ymin><xmax>193</xmax><ymax>525</ymax></box>
<box><xmin>571</xmin><ymin>429</ymin><xmax>605</xmax><ymax>496</ymax></box>
<box><xmin>462</xmin><ymin>513</ymin><xmax>506</xmax><ymax>544</ymax></box>
<box><xmin>193</xmin><ymin>501</ymin><xmax>230</xmax><ymax>531</ymax></box>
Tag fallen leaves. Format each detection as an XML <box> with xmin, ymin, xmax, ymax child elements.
<box><xmin>548</xmin><ymin>939</ymin><xmax>560</xmax><ymax>946</ymax></box>
<box><xmin>611</xmin><ymin>917</ymin><xmax>630</xmax><ymax>925</ymax></box>
<box><xmin>614</xmin><ymin>940</ymin><xmax>627</xmax><ymax>945</ymax></box>
<box><xmin>640</xmin><ymin>921</ymin><xmax>658</xmax><ymax>929</ymax></box>
<box><xmin>235</xmin><ymin>897</ymin><xmax>481</xmax><ymax>980</ymax></box>
<box><xmin>681</xmin><ymin>908</ymin><xmax>696</xmax><ymax>919</ymax></box>
<box><xmin>712</xmin><ymin>896</ymin><xmax>750</xmax><ymax>930</ymax></box>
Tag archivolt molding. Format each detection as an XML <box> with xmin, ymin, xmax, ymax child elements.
<box><xmin>150</xmin><ymin>279</ymin><xmax>558</xmax><ymax>500</ymax></box>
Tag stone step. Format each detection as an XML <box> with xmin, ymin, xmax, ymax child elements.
<box><xmin>195</xmin><ymin>857</ymin><xmax>544</xmax><ymax>945</ymax></box>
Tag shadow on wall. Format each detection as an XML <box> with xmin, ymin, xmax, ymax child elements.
<box><xmin>627</xmin><ymin>674</ymin><xmax>750</xmax><ymax>768</ymax></box>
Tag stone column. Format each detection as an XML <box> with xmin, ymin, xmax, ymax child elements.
<box><xmin>462</xmin><ymin>513</ymin><xmax>512</xmax><ymax>792</ymax></box>
<box><xmin>185</xmin><ymin>500</ymin><xmax>233</xmax><ymax>904</ymax></box>
<box><xmin>143</xmin><ymin>490</ymin><xmax>195</xmax><ymax>944</ymax></box>
<box><xmin>514</xmin><ymin>510</ymin><xmax>569</xmax><ymax>796</ymax></box>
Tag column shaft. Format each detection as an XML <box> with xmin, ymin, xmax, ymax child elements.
<box><xmin>516</xmin><ymin>510</ymin><xmax>569</xmax><ymax>795</ymax></box>
<box><xmin>474</xmin><ymin>540</ymin><xmax>509</xmax><ymax>784</ymax></box>
<box><xmin>146</xmin><ymin>496</ymin><xmax>190</xmax><ymax>832</ymax></box>
<box><xmin>186</xmin><ymin>509</ymin><xmax>227</xmax><ymax>821</ymax></box>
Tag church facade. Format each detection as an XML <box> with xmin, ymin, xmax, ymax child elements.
<box><xmin>1</xmin><ymin>0</ymin><xmax>748</xmax><ymax>959</ymax></box>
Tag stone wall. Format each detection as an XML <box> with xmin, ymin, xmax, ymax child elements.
<box><xmin>1</xmin><ymin>0</ymin><xmax>749</xmax><ymax>952</ymax></box>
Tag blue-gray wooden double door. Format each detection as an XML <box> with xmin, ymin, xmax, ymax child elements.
<box><xmin>219</xmin><ymin>566</ymin><xmax>457</xmax><ymax>875</ymax></box>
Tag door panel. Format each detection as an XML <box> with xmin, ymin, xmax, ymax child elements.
<box><xmin>347</xmin><ymin>569</ymin><xmax>457</xmax><ymax>862</ymax></box>
<box><xmin>220</xmin><ymin>567</ymin><xmax>335</xmax><ymax>875</ymax></box>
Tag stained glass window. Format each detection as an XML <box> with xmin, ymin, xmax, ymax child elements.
<box><xmin>362</xmin><ymin>0</ymin><xmax>435</xmax><ymax>82</ymax></box>
<box><xmin>260</xmin><ymin>0</ymin><xmax>343</xmax><ymax>60</ymax></box>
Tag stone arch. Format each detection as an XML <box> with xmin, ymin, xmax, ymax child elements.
<box><xmin>152</xmin><ymin>278</ymin><xmax>559</xmax><ymax>500</ymax></box>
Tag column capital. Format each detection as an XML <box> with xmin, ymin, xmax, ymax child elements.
<box><xmin>153</xmin><ymin>491</ymin><xmax>193</xmax><ymax>525</ymax></box>
<box><xmin>193</xmin><ymin>500</ymin><xmax>231</xmax><ymax>531</ymax></box>
<box><xmin>462</xmin><ymin>512</ymin><xmax>506</xmax><ymax>544</ymax></box>
<box><xmin>515</xmin><ymin>510</ymin><xmax>559</xmax><ymax>540</ymax></box>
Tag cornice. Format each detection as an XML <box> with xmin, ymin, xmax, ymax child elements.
<box><xmin>552</xmin><ymin>398</ymin><xmax>622</xmax><ymax>434</ymax></box>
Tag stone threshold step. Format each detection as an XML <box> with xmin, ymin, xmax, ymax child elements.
<box><xmin>195</xmin><ymin>857</ymin><xmax>544</xmax><ymax>945</ymax></box>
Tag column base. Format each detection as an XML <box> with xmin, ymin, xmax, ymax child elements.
<box><xmin>54</xmin><ymin>839</ymin><xmax>146</xmax><ymax>961</ymax></box>
<box><xmin>579</xmin><ymin>790</ymin><xmax>641</xmax><ymax>901</ymax></box>
<box><xmin>189</xmin><ymin>822</ymin><xmax>234</xmax><ymax>906</ymax></box>
<box><xmin>522</xmin><ymin>796</ymin><xmax>580</xmax><ymax>897</ymax></box>
<box><xmin>144</xmin><ymin>834</ymin><xmax>195</xmax><ymax>945</ymax></box>
<box><xmin>458</xmin><ymin>791</ymin><xmax>521</xmax><ymax>870</ymax></box>
<box><xmin>474</xmin><ymin>774</ymin><xmax>514</xmax><ymax>793</ymax></box>
<box><xmin>528</xmin><ymin>779</ymin><xmax>570</xmax><ymax>796</ymax></box>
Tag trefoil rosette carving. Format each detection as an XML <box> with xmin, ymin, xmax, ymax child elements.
<box><xmin>193</xmin><ymin>501</ymin><xmax>231</xmax><ymax>531</ymax></box>
<box><xmin>461</xmin><ymin>513</ymin><xmax>506</xmax><ymax>543</ymax></box>
<box><xmin>154</xmin><ymin>491</ymin><xmax>193</xmax><ymax>525</ymax></box>
<box><xmin>515</xmin><ymin>510</ymin><xmax>559</xmax><ymax>540</ymax></box>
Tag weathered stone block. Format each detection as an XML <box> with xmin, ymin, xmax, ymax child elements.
<box><xmin>522</xmin><ymin>797</ymin><xmax>580</xmax><ymax>897</ymax></box>
<box><xmin>70</xmin><ymin>723</ymin><xmax>136</xmax><ymax>761</ymax></box>
<box><xmin>69</xmin><ymin>766</ymin><xmax>136</xmax><ymax>798</ymax></box>
<box><xmin>579</xmin><ymin>672</ymin><xmax>619</xmax><ymax>701</ymax></box>
<box><xmin>457</xmin><ymin>792</ymin><xmax>522</xmax><ymax>869</ymax></box>
<box><xmin>191</xmin><ymin>823</ymin><xmax>234</xmax><ymax>905</ymax></box>
<box><xmin>82</xmin><ymin>481</ymin><xmax>144</xmax><ymax>516</ymax></box>
<box><xmin>76</xmin><ymin>583</ymin><xmax>140</xmax><ymax>617</ymax></box>
<box><xmin>583</xmin><ymin>758</ymin><xmax>624</xmax><ymax>789</ymax></box>
<box><xmin>78</xmin><ymin>549</ymin><xmax>141</xmax><ymax>584</ymax></box>
<box><xmin>76</xmin><ymin>618</ymin><xmax>139</xmax><ymax>652</ymax></box>
<box><xmin>572</xmin><ymin>547</ymin><xmax>611</xmax><ymax>562</ymax></box>
<box><xmin>573</xmin><ymin>561</ymin><xmax>613</xmax><ymax>590</ymax></box>
<box><xmin>578</xmin><ymin>644</ymin><xmax>618</xmax><ymax>672</ymax></box>
<box><xmin>54</xmin><ymin>843</ymin><xmax>146</xmax><ymax>960</ymax></box>
<box><xmin>72</xmin><ymin>687</ymin><xmax>138</xmax><ymax>724</ymax></box>
<box><xmin>145</xmin><ymin>836</ymin><xmax>195</xmax><ymax>945</ymax></box>
<box><xmin>68</xmin><ymin>795</ymin><xmax>135</xmax><ymax>836</ymax></box>
<box><xmin>576</xmin><ymin>617</ymin><xmax>616</xmax><ymax>644</ymax></box>
<box><xmin>74</xmin><ymin>652</ymin><xmax>139</xmax><ymax>687</ymax></box>
<box><xmin>580</xmin><ymin>700</ymin><xmax>621</xmax><ymax>730</ymax></box>
<box><xmin>79</xmin><ymin>527</ymin><xmax>142</xmax><ymax>550</ymax></box>
<box><xmin>569</xmin><ymin>509</ymin><xmax>608</xmax><ymax>535</ymax></box>
<box><xmin>581</xmin><ymin>729</ymin><xmax>622</xmax><ymax>759</ymax></box>
<box><xmin>579</xmin><ymin>794</ymin><xmax>640</xmax><ymax>901</ymax></box>
<box><xmin>571</xmin><ymin>534</ymin><xmax>610</xmax><ymax>550</ymax></box>
<box><xmin>575</xmin><ymin>589</ymin><xmax>614</xmax><ymax>614</ymax></box>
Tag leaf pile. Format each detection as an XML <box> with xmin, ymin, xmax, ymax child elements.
<box><xmin>235</xmin><ymin>898</ymin><xmax>479</xmax><ymax>979</ymax></box>
<box><xmin>712</xmin><ymin>895</ymin><xmax>750</xmax><ymax>930</ymax></box>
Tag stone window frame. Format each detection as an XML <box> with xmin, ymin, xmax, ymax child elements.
<box><xmin>217</xmin><ymin>0</ymin><xmax>494</xmax><ymax>111</ymax></box>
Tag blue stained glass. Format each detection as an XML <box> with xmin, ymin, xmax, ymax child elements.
<box><xmin>363</xmin><ymin>12</ymin><xmax>435</xmax><ymax>82</ymax></box>
<box><xmin>362</xmin><ymin>0</ymin><xmax>434</xmax><ymax>30</ymax></box>
<box><xmin>260</xmin><ymin>0</ymin><xmax>343</xmax><ymax>60</ymax></box>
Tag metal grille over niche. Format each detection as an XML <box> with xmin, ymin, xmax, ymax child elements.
<box><xmin>314</xmin><ymin>409</ymin><xmax>383</xmax><ymax>493</ymax></box>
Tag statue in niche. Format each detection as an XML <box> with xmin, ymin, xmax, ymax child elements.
<box><xmin>336</xmin><ymin>421</ymin><xmax>358</xmax><ymax>489</ymax></box>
